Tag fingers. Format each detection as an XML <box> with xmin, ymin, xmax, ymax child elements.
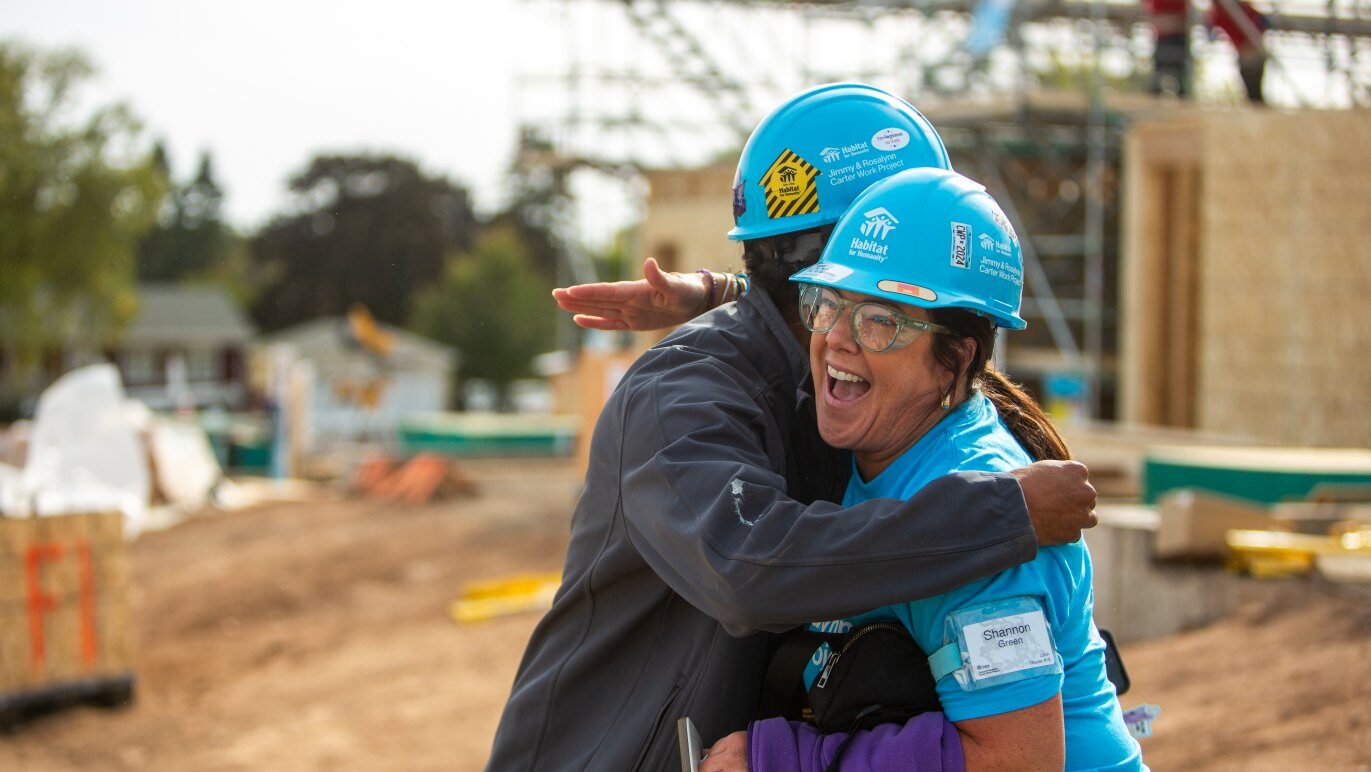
<box><xmin>552</xmin><ymin>288</ymin><xmax>642</xmax><ymax>320</ymax></box>
<box><xmin>643</xmin><ymin>257</ymin><xmax>672</xmax><ymax>290</ymax></box>
<box><xmin>1064</xmin><ymin>460</ymin><xmax>1099</xmax><ymax>521</ymax></box>
<box><xmin>571</xmin><ymin>314</ymin><xmax>630</xmax><ymax>331</ymax></box>
<box><xmin>555</xmin><ymin>281</ymin><xmax>647</xmax><ymax>303</ymax></box>
<box><xmin>555</xmin><ymin>296</ymin><xmax>630</xmax><ymax>318</ymax></box>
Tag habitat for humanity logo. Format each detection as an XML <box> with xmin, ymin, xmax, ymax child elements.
<box><xmin>820</xmin><ymin>142</ymin><xmax>870</xmax><ymax>164</ymax></box>
<box><xmin>980</xmin><ymin>232</ymin><xmax>1012</xmax><ymax>256</ymax></box>
<box><xmin>859</xmin><ymin>207</ymin><xmax>899</xmax><ymax>240</ymax></box>
<box><xmin>849</xmin><ymin>207</ymin><xmax>898</xmax><ymax>262</ymax></box>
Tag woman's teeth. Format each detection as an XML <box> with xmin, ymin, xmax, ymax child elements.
<box><xmin>827</xmin><ymin>365</ymin><xmax>871</xmax><ymax>402</ymax></box>
<box><xmin>828</xmin><ymin>365</ymin><xmax>866</xmax><ymax>383</ymax></box>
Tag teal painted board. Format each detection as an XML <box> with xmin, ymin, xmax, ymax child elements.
<box><xmin>397</xmin><ymin>413</ymin><xmax>577</xmax><ymax>458</ymax></box>
<box><xmin>1142</xmin><ymin>446</ymin><xmax>1371</xmax><ymax>505</ymax></box>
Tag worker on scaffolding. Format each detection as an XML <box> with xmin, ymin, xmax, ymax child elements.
<box><xmin>1209</xmin><ymin>0</ymin><xmax>1270</xmax><ymax>103</ymax></box>
<box><xmin>1142</xmin><ymin>0</ymin><xmax>1193</xmax><ymax>97</ymax></box>
<box><xmin>489</xmin><ymin>84</ymin><xmax>1099</xmax><ymax>771</ymax></box>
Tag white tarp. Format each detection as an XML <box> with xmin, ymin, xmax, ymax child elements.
<box><xmin>0</xmin><ymin>462</ymin><xmax>23</xmax><ymax>516</ymax></box>
<box><xmin>149</xmin><ymin>418</ymin><xmax>222</xmax><ymax>510</ymax></box>
<box><xmin>16</xmin><ymin>364</ymin><xmax>150</xmax><ymax>535</ymax></box>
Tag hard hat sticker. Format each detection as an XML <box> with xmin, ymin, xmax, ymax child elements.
<box><xmin>761</xmin><ymin>149</ymin><xmax>822</xmax><ymax>220</ymax></box>
<box><xmin>733</xmin><ymin>178</ymin><xmax>747</xmax><ymax>220</ymax></box>
<box><xmin>792</xmin><ymin>263</ymin><xmax>853</xmax><ymax>284</ymax></box>
<box><xmin>871</xmin><ymin>127</ymin><xmax>911</xmax><ymax>151</ymax></box>
<box><xmin>877</xmin><ymin>280</ymin><xmax>937</xmax><ymax>302</ymax></box>
<box><xmin>950</xmin><ymin>222</ymin><xmax>972</xmax><ymax>269</ymax></box>
<box><xmin>989</xmin><ymin>208</ymin><xmax>1019</xmax><ymax>246</ymax></box>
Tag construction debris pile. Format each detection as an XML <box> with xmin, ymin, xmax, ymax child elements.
<box><xmin>0</xmin><ymin>365</ymin><xmax>223</xmax><ymax>537</ymax></box>
<box><xmin>351</xmin><ymin>452</ymin><xmax>480</xmax><ymax>507</ymax></box>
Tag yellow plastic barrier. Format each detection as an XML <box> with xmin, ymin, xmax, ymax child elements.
<box><xmin>1226</xmin><ymin>529</ymin><xmax>1371</xmax><ymax>580</ymax></box>
<box><xmin>448</xmin><ymin>572</ymin><xmax>562</xmax><ymax>624</ymax></box>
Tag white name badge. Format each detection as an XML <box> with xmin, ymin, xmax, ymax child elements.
<box><xmin>945</xmin><ymin>597</ymin><xmax>1062</xmax><ymax>691</ymax></box>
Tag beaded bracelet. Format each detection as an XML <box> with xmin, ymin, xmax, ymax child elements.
<box><xmin>696</xmin><ymin>269</ymin><xmax>718</xmax><ymax>313</ymax></box>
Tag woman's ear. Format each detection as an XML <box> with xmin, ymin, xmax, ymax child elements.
<box><xmin>951</xmin><ymin>337</ymin><xmax>978</xmax><ymax>393</ymax></box>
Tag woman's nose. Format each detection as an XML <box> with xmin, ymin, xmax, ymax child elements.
<box><xmin>825</xmin><ymin>309</ymin><xmax>860</xmax><ymax>352</ymax></box>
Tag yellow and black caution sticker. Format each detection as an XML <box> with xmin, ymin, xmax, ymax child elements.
<box><xmin>760</xmin><ymin>149</ymin><xmax>821</xmax><ymax>220</ymax></box>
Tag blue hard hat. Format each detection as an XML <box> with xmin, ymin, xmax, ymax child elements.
<box><xmin>728</xmin><ymin>83</ymin><xmax>950</xmax><ymax>241</ymax></box>
<box><xmin>790</xmin><ymin>167</ymin><xmax>1028</xmax><ymax>330</ymax></box>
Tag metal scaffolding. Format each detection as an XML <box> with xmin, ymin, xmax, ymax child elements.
<box><xmin>516</xmin><ymin>0</ymin><xmax>1371</xmax><ymax>418</ymax></box>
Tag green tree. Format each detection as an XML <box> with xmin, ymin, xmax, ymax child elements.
<box><xmin>413</xmin><ymin>227</ymin><xmax>556</xmax><ymax>407</ymax></box>
<box><xmin>248</xmin><ymin>154</ymin><xmax>478</xmax><ymax>332</ymax></box>
<box><xmin>137</xmin><ymin>144</ymin><xmax>237</xmax><ymax>282</ymax></box>
<box><xmin>0</xmin><ymin>43</ymin><xmax>165</xmax><ymax>352</ymax></box>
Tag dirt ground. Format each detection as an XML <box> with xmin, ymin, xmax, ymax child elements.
<box><xmin>2</xmin><ymin>457</ymin><xmax>1369</xmax><ymax>771</ymax></box>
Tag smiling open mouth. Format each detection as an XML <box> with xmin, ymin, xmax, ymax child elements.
<box><xmin>826</xmin><ymin>364</ymin><xmax>871</xmax><ymax>403</ymax></box>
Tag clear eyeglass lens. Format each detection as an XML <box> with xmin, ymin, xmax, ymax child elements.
<box><xmin>850</xmin><ymin>305</ymin><xmax>904</xmax><ymax>351</ymax></box>
<box><xmin>800</xmin><ymin>287</ymin><xmax>839</xmax><ymax>332</ymax></box>
<box><xmin>853</xmin><ymin>305</ymin><xmax>901</xmax><ymax>351</ymax></box>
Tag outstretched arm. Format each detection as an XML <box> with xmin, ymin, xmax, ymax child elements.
<box><xmin>552</xmin><ymin>257</ymin><xmax>719</xmax><ymax>331</ymax></box>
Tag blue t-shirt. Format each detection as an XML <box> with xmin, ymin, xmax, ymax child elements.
<box><xmin>806</xmin><ymin>392</ymin><xmax>1144</xmax><ymax>771</ymax></box>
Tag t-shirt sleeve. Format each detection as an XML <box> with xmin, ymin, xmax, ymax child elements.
<box><xmin>896</xmin><ymin>558</ymin><xmax>1066</xmax><ymax>722</ymax></box>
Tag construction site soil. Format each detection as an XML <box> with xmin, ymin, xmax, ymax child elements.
<box><xmin>2</xmin><ymin>458</ymin><xmax>1368</xmax><ymax>771</ymax></box>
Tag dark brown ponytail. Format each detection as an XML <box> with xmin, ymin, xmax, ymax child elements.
<box><xmin>927</xmin><ymin>308</ymin><xmax>1072</xmax><ymax>463</ymax></box>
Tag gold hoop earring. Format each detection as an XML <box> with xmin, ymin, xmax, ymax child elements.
<box><xmin>940</xmin><ymin>392</ymin><xmax>951</xmax><ymax>411</ymax></box>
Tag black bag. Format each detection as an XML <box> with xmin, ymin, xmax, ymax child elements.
<box><xmin>806</xmin><ymin>622</ymin><xmax>942</xmax><ymax>734</ymax></box>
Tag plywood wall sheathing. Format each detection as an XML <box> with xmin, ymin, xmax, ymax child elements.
<box><xmin>1121</xmin><ymin>109</ymin><xmax>1371</xmax><ymax>448</ymax></box>
<box><xmin>1197</xmin><ymin>111</ymin><xmax>1371</xmax><ymax>448</ymax></box>
<box><xmin>0</xmin><ymin>512</ymin><xmax>133</xmax><ymax>695</ymax></box>
<box><xmin>640</xmin><ymin>164</ymin><xmax>739</xmax><ymax>276</ymax></box>
<box><xmin>1120</xmin><ymin>118</ymin><xmax>1205</xmax><ymax>429</ymax></box>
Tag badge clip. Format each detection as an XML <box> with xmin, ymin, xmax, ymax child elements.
<box><xmin>1122</xmin><ymin>703</ymin><xmax>1162</xmax><ymax>740</ymax></box>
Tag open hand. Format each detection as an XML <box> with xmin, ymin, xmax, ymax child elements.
<box><xmin>551</xmin><ymin>257</ymin><xmax>709</xmax><ymax>331</ymax></box>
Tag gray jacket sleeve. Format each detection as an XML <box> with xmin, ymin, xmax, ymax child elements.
<box><xmin>619</xmin><ymin>353</ymin><xmax>1037</xmax><ymax>638</ymax></box>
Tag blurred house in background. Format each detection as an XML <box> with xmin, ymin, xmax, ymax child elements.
<box><xmin>114</xmin><ymin>284</ymin><xmax>256</xmax><ymax>411</ymax></box>
<box><xmin>0</xmin><ymin>284</ymin><xmax>256</xmax><ymax>415</ymax></box>
<box><xmin>252</xmin><ymin>315</ymin><xmax>458</xmax><ymax>449</ymax></box>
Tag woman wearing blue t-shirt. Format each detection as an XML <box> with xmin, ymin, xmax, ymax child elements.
<box><xmin>704</xmin><ymin>168</ymin><xmax>1144</xmax><ymax>772</ymax></box>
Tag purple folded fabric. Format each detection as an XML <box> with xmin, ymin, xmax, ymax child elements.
<box><xmin>748</xmin><ymin>713</ymin><xmax>965</xmax><ymax>772</ymax></box>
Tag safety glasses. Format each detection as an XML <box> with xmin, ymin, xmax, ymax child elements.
<box><xmin>798</xmin><ymin>285</ymin><xmax>951</xmax><ymax>353</ymax></box>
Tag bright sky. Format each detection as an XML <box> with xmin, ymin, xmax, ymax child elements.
<box><xmin>1</xmin><ymin>0</ymin><xmax>555</xmax><ymax>232</ymax></box>
<box><xmin>3</xmin><ymin>0</ymin><xmax>1354</xmax><ymax>249</ymax></box>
